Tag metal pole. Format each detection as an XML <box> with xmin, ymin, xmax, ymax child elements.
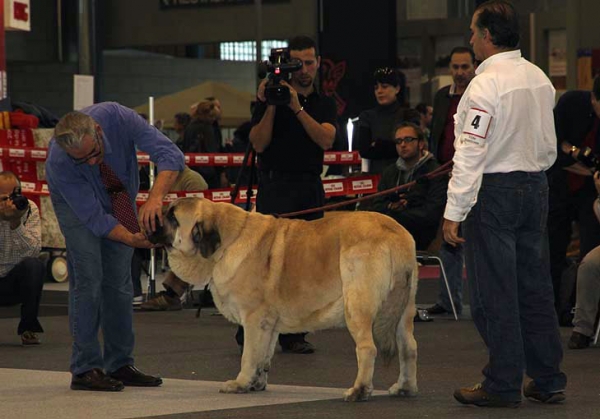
<box><xmin>57</xmin><ymin>0</ymin><xmax>63</xmax><ymax>62</ymax></box>
<box><xmin>256</xmin><ymin>0</ymin><xmax>262</xmax><ymax>71</ymax></box>
<box><xmin>148</xmin><ymin>96</ymin><xmax>156</xmax><ymax>298</ymax></box>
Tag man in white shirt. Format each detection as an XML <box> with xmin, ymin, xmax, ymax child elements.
<box><xmin>443</xmin><ymin>0</ymin><xmax>567</xmax><ymax>408</ymax></box>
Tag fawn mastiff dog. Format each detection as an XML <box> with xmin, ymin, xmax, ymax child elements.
<box><xmin>150</xmin><ymin>198</ymin><xmax>418</xmax><ymax>401</ymax></box>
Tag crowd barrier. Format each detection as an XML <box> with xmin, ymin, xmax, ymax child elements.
<box><xmin>0</xmin><ymin>128</ymin><xmax>381</xmax><ymax>253</ymax></box>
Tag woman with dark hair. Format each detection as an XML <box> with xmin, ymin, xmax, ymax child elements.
<box><xmin>356</xmin><ymin>67</ymin><xmax>408</xmax><ymax>175</ymax></box>
<box><xmin>180</xmin><ymin>101</ymin><xmax>223</xmax><ymax>189</ymax></box>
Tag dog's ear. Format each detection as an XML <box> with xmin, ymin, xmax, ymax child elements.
<box><xmin>193</xmin><ymin>222</ymin><xmax>221</xmax><ymax>258</ymax></box>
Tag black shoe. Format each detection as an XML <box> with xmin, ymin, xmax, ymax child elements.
<box><xmin>453</xmin><ymin>383</ymin><xmax>520</xmax><ymax>408</ymax></box>
<box><xmin>425</xmin><ymin>304</ymin><xmax>449</xmax><ymax>315</ymax></box>
<box><xmin>109</xmin><ymin>365</ymin><xmax>163</xmax><ymax>387</ymax></box>
<box><xmin>281</xmin><ymin>340</ymin><xmax>315</xmax><ymax>354</ymax></box>
<box><xmin>568</xmin><ymin>331</ymin><xmax>591</xmax><ymax>349</ymax></box>
<box><xmin>523</xmin><ymin>380</ymin><xmax>565</xmax><ymax>404</ymax></box>
<box><xmin>71</xmin><ymin>368</ymin><xmax>124</xmax><ymax>392</ymax></box>
<box><xmin>414</xmin><ymin>308</ymin><xmax>433</xmax><ymax>322</ymax></box>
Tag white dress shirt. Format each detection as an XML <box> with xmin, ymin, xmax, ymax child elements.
<box><xmin>444</xmin><ymin>50</ymin><xmax>557</xmax><ymax>222</ymax></box>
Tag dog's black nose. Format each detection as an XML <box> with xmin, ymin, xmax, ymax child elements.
<box><xmin>147</xmin><ymin>218</ymin><xmax>170</xmax><ymax>245</ymax></box>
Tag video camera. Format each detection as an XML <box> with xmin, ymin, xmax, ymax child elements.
<box><xmin>258</xmin><ymin>48</ymin><xmax>303</xmax><ymax>106</ymax></box>
<box><xmin>9</xmin><ymin>186</ymin><xmax>29</xmax><ymax>211</ymax></box>
<box><xmin>574</xmin><ymin>146</ymin><xmax>600</xmax><ymax>172</ymax></box>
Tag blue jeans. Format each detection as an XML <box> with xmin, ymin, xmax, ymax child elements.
<box><xmin>463</xmin><ymin>172</ymin><xmax>566</xmax><ymax>401</ymax></box>
<box><xmin>52</xmin><ymin>196</ymin><xmax>135</xmax><ymax>376</ymax></box>
<box><xmin>437</xmin><ymin>240</ymin><xmax>464</xmax><ymax>314</ymax></box>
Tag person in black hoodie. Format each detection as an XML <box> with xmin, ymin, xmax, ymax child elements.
<box><xmin>370</xmin><ymin>121</ymin><xmax>448</xmax><ymax>250</ymax></box>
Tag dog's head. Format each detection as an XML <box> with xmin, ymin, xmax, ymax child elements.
<box><xmin>148</xmin><ymin>198</ymin><xmax>221</xmax><ymax>259</ymax></box>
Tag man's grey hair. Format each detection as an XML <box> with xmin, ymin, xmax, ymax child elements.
<box><xmin>54</xmin><ymin>111</ymin><xmax>96</xmax><ymax>150</ymax></box>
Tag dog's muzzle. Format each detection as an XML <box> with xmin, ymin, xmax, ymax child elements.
<box><xmin>147</xmin><ymin>219</ymin><xmax>171</xmax><ymax>246</ymax></box>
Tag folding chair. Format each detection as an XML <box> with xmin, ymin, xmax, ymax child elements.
<box><xmin>416</xmin><ymin>250</ymin><xmax>459</xmax><ymax>321</ymax></box>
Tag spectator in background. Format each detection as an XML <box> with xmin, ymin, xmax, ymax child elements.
<box><xmin>173</xmin><ymin>112</ymin><xmax>191</xmax><ymax>149</ymax></box>
<box><xmin>425</xmin><ymin>46</ymin><xmax>476</xmax><ymax>317</ymax></box>
<box><xmin>357</xmin><ymin>67</ymin><xmax>407</xmax><ymax>176</ymax></box>
<box><xmin>0</xmin><ymin>171</ymin><xmax>45</xmax><ymax>346</ymax></box>
<box><xmin>547</xmin><ymin>77</ymin><xmax>600</xmax><ymax>324</ymax></box>
<box><xmin>369</xmin><ymin>122</ymin><xmax>447</xmax><ymax>250</ymax></box>
<box><xmin>429</xmin><ymin>47</ymin><xmax>477</xmax><ymax>164</ymax></box>
<box><xmin>181</xmin><ymin>100</ymin><xmax>229</xmax><ymax>189</ymax></box>
<box><xmin>415</xmin><ymin>102</ymin><xmax>433</xmax><ymax>139</ymax></box>
<box><xmin>205</xmin><ymin>97</ymin><xmax>223</xmax><ymax>147</ymax></box>
<box><xmin>568</xmin><ymin>171</ymin><xmax>600</xmax><ymax>349</ymax></box>
<box><xmin>224</xmin><ymin>121</ymin><xmax>253</xmax><ymax>187</ymax></box>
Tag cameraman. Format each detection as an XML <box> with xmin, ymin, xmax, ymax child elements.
<box><xmin>547</xmin><ymin>76</ymin><xmax>600</xmax><ymax>318</ymax></box>
<box><xmin>0</xmin><ymin>171</ymin><xmax>44</xmax><ymax>345</ymax></box>
<box><xmin>238</xmin><ymin>35</ymin><xmax>337</xmax><ymax>355</ymax></box>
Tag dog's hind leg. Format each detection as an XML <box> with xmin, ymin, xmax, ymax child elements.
<box><xmin>389</xmin><ymin>277</ymin><xmax>418</xmax><ymax>397</ymax></box>
<box><xmin>342</xmin><ymin>294</ymin><xmax>377</xmax><ymax>402</ymax></box>
<box><xmin>220</xmin><ymin>316</ymin><xmax>277</xmax><ymax>394</ymax></box>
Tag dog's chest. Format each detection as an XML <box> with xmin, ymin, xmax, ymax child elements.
<box><xmin>210</xmin><ymin>286</ymin><xmax>242</xmax><ymax>324</ymax></box>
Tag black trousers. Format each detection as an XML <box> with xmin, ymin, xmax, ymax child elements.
<box><xmin>0</xmin><ymin>257</ymin><xmax>45</xmax><ymax>335</ymax></box>
<box><xmin>236</xmin><ymin>172</ymin><xmax>325</xmax><ymax>347</ymax></box>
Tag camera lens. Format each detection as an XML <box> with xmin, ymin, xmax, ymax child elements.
<box><xmin>11</xmin><ymin>195</ymin><xmax>29</xmax><ymax>211</ymax></box>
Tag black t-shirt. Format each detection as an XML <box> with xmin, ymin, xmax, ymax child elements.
<box><xmin>251</xmin><ymin>90</ymin><xmax>337</xmax><ymax>175</ymax></box>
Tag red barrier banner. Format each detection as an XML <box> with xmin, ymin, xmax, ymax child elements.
<box><xmin>0</xmin><ymin>145</ymin><xmax>363</xmax><ymax>167</ymax></box>
<box><xmin>21</xmin><ymin>175</ymin><xmax>380</xmax><ymax>205</ymax></box>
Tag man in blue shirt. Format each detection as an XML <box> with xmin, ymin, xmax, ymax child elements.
<box><xmin>46</xmin><ymin>102</ymin><xmax>185</xmax><ymax>391</ymax></box>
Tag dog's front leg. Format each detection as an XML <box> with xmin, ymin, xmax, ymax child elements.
<box><xmin>220</xmin><ymin>318</ymin><xmax>277</xmax><ymax>394</ymax></box>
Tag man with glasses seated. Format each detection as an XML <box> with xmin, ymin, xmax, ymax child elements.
<box><xmin>369</xmin><ymin>121</ymin><xmax>448</xmax><ymax>250</ymax></box>
<box><xmin>46</xmin><ymin>102</ymin><xmax>185</xmax><ymax>392</ymax></box>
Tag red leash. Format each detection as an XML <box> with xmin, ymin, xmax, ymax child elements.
<box><xmin>278</xmin><ymin>160</ymin><xmax>454</xmax><ymax>218</ymax></box>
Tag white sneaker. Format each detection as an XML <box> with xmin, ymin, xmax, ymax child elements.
<box><xmin>133</xmin><ymin>295</ymin><xmax>144</xmax><ymax>307</ymax></box>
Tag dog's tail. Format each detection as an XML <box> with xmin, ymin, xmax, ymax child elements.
<box><xmin>372</xmin><ymin>255</ymin><xmax>418</xmax><ymax>365</ymax></box>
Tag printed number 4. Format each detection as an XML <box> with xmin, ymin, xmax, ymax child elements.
<box><xmin>471</xmin><ymin>115</ymin><xmax>481</xmax><ymax>130</ymax></box>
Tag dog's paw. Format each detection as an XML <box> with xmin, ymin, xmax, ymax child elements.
<box><xmin>343</xmin><ymin>385</ymin><xmax>372</xmax><ymax>402</ymax></box>
<box><xmin>219</xmin><ymin>380</ymin><xmax>249</xmax><ymax>394</ymax></box>
<box><xmin>249</xmin><ymin>380</ymin><xmax>267</xmax><ymax>392</ymax></box>
<box><xmin>388</xmin><ymin>382</ymin><xmax>418</xmax><ymax>397</ymax></box>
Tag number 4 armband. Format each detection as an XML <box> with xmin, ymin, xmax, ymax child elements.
<box><xmin>462</xmin><ymin>108</ymin><xmax>492</xmax><ymax>146</ymax></box>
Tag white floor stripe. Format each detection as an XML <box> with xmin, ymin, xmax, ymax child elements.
<box><xmin>0</xmin><ymin>368</ymin><xmax>386</xmax><ymax>419</ymax></box>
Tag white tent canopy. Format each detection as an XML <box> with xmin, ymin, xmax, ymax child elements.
<box><xmin>134</xmin><ymin>81</ymin><xmax>255</xmax><ymax>128</ymax></box>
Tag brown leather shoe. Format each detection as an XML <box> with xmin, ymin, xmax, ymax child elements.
<box><xmin>21</xmin><ymin>331</ymin><xmax>41</xmax><ymax>346</ymax></box>
<box><xmin>71</xmin><ymin>368</ymin><xmax>124</xmax><ymax>392</ymax></box>
<box><xmin>454</xmin><ymin>383</ymin><xmax>520</xmax><ymax>408</ymax></box>
<box><xmin>139</xmin><ymin>292</ymin><xmax>182</xmax><ymax>311</ymax></box>
<box><xmin>109</xmin><ymin>365</ymin><xmax>163</xmax><ymax>387</ymax></box>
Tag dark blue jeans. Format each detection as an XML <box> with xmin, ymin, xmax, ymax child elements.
<box><xmin>52</xmin><ymin>196</ymin><xmax>135</xmax><ymax>376</ymax></box>
<box><xmin>463</xmin><ymin>172</ymin><xmax>566</xmax><ymax>401</ymax></box>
